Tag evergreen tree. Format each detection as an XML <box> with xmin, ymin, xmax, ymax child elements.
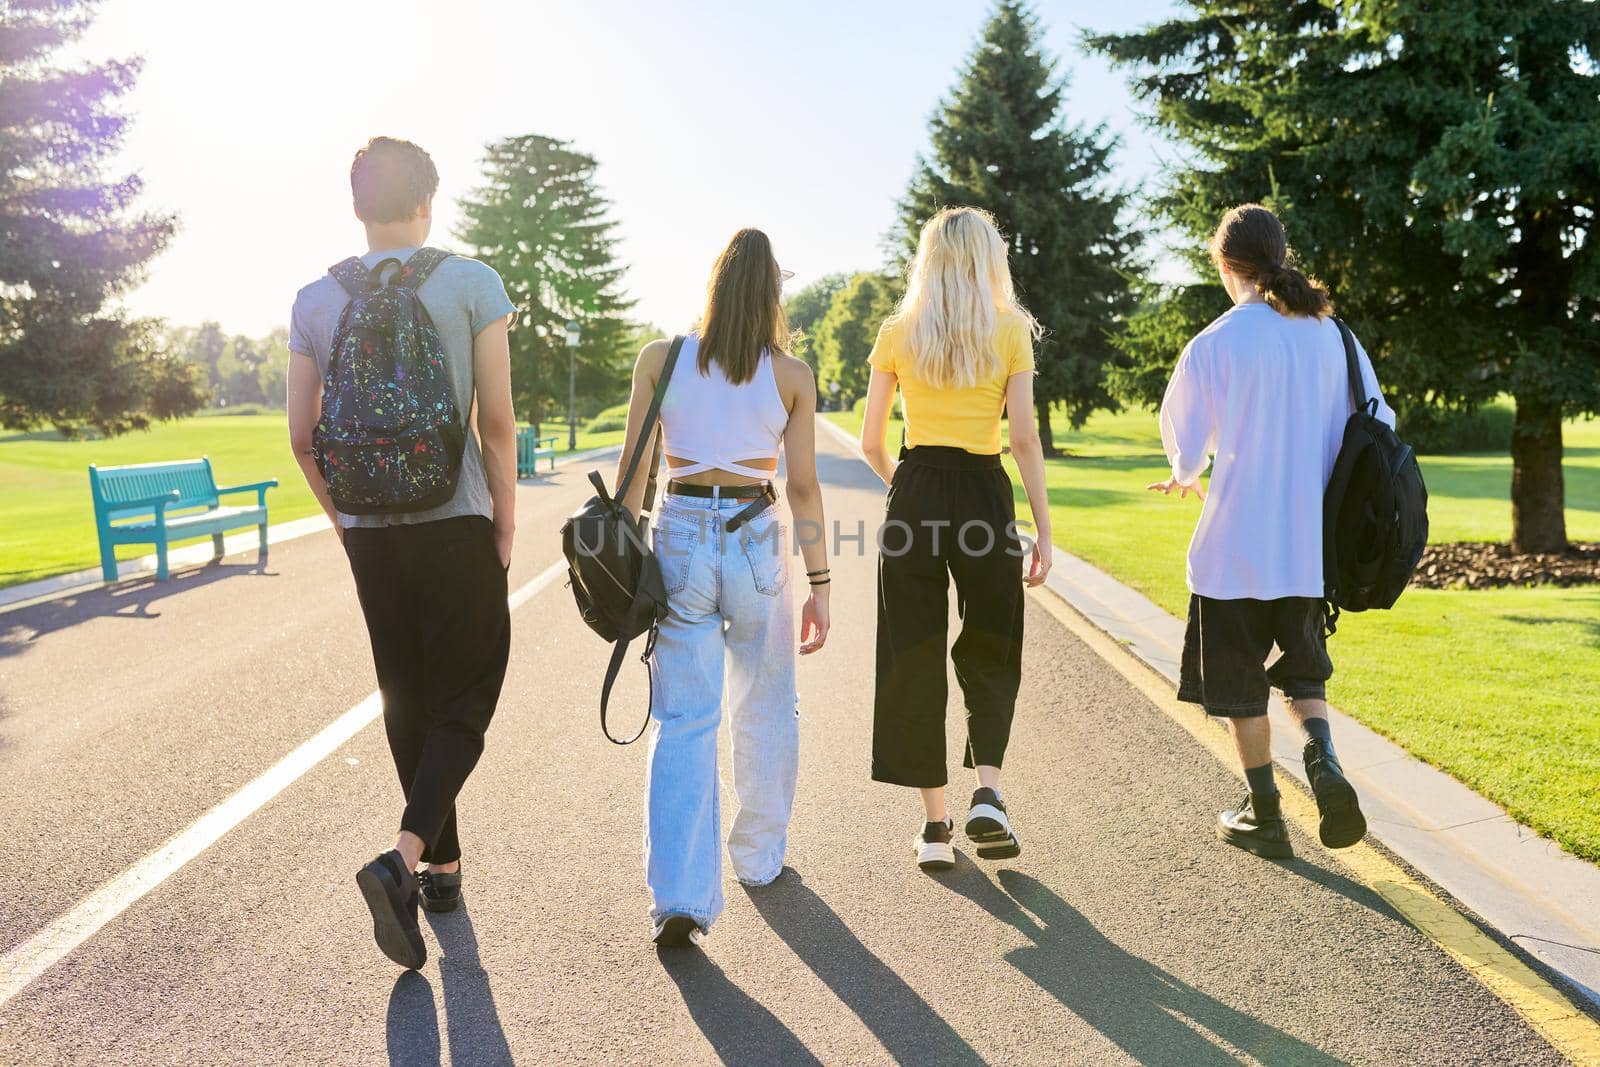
<box><xmin>0</xmin><ymin>0</ymin><xmax>204</xmax><ymax>435</ymax></box>
<box><xmin>899</xmin><ymin>0</ymin><xmax>1141</xmax><ymax>454</ymax></box>
<box><xmin>1091</xmin><ymin>0</ymin><xmax>1600</xmax><ymax>552</ymax></box>
<box><xmin>455</xmin><ymin>135</ymin><xmax>634</xmax><ymax>429</ymax></box>
<box><xmin>812</xmin><ymin>272</ymin><xmax>896</xmax><ymax>408</ymax></box>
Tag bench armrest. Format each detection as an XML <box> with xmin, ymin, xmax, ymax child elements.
<box><xmin>538</xmin><ymin>436</ymin><xmax>559</xmax><ymax>447</ymax></box>
<box><xmin>216</xmin><ymin>479</ymin><xmax>278</xmax><ymax>506</ymax></box>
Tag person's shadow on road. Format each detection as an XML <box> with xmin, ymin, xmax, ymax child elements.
<box><xmin>939</xmin><ymin>862</ymin><xmax>1349</xmax><ymax>1067</ymax></box>
<box><xmin>658</xmin><ymin>943</ymin><xmax>823</xmax><ymax>1066</ymax></box>
<box><xmin>743</xmin><ymin>868</ymin><xmax>984</xmax><ymax>1066</ymax></box>
<box><xmin>385</xmin><ymin>970</ymin><xmax>441</xmax><ymax>1067</ymax></box>
<box><xmin>384</xmin><ymin>901</ymin><xmax>513</xmax><ymax>1067</ymax></box>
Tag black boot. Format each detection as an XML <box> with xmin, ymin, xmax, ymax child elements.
<box><xmin>1305</xmin><ymin>738</ymin><xmax>1367</xmax><ymax>849</ymax></box>
<box><xmin>1217</xmin><ymin>792</ymin><xmax>1293</xmax><ymax>858</ymax></box>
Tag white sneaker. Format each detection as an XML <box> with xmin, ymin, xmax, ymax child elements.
<box><xmin>965</xmin><ymin>788</ymin><xmax>1021</xmax><ymax>859</ymax></box>
<box><xmin>913</xmin><ymin>818</ymin><xmax>955</xmax><ymax>871</ymax></box>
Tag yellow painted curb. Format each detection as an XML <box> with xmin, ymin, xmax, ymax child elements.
<box><xmin>1032</xmin><ymin>586</ymin><xmax>1600</xmax><ymax>1066</ymax></box>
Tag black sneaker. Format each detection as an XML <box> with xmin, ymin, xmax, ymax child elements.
<box><xmin>1304</xmin><ymin>738</ymin><xmax>1367</xmax><ymax>849</ymax></box>
<box><xmin>1216</xmin><ymin>793</ymin><xmax>1293</xmax><ymax>859</ymax></box>
<box><xmin>418</xmin><ymin>864</ymin><xmax>462</xmax><ymax>913</ymax></box>
<box><xmin>355</xmin><ymin>850</ymin><xmax>427</xmax><ymax>969</ymax></box>
<box><xmin>652</xmin><ymin>914</ymin><xmax>703</xmax><ymax>948</ymax></box>
<box><xmin>964</xmin><ymin>788</ymin><xmax>1021</xmax><ymax>859</ymax></box>
<box><xmin>914</xmin><ymin>818</ymin><xmax>955</xmax><ymax>871</ymax></box>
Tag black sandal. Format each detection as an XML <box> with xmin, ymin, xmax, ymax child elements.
<box><xmin>417</xmin><ymin>864</ymin><xmax>462</xmax><ymax>913</ymax></box>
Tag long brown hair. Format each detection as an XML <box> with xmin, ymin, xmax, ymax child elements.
<box><xmin>697</xmin><ymin>228</ymin><xmax>789</xmax><ymax>383</ymax></box>
<box><xmin>1209</xmin><ymin>204</ymin><xmax>1332</xmax><ymax>318</ymax></box>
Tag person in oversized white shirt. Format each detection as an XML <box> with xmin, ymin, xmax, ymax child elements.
<box><xmin>1149</xmin><ymin>203</ymin><xmax>1395</xmax><ymax>861</ymax></box>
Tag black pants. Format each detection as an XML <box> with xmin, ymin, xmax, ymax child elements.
<box><xmin>872</xmin><ymin>446</ymin><xmax>1025</xmax><ymax>788</ymax></box>
<box><xmin>344</xmin><ymin>516</ymin><xmax>510</xmax><ymax>864</ymax></box>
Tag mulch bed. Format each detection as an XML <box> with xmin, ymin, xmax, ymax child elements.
<box><xmin>1412</xmin><ymin>541</ymin><xmax>1600</xmax><ymax>590</ymax></box>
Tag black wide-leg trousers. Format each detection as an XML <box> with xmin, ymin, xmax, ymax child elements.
<box><xmin>344</xmin><ymin>515</ymin><xmax>510</xmax><ymax>864</ymax></box>
<box><xmin>872</xmin><ymin>446</ymin><xmax>1025</xmax><ymax>788</ymax></box>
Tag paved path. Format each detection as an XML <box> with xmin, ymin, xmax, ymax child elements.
<box><xmin>0</xmin><ymin>427</ymin><xmax>1578</xmax><ymax>1065</ymax></box>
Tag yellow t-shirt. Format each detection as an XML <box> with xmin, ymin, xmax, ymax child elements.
<box><xmin>867</xmin><ymin>311</ymin><xmax>1035</xmax><ymax>455</ymax></box>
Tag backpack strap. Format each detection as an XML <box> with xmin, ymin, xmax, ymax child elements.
<box><xmin>598</xmin><ymin>623</ymin><xmax>656</xmax><ymax>745</ymax></box>
<box><xmin>1333</xmin><ymin>317</ymin><xmax>1370</xmax><ymax>414</ymax></box>
<box><xmin>393</xmin><ymin>247</ymin><xmax>453</xmax><ymax>290</ymax></box>
<box><xmin>615</xmin><ymin>335</ymin><xmax>687</xmax><ymax>512</ymax></box>
<box><xmin>328</xmin><ymin>257</ymin><xmax>372</xmax><ymax>299</ymax></box>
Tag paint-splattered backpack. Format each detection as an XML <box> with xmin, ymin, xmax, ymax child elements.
<box><xmin>312</xmin><ymin>248</ymin><xmax>464</xmax><ymax>515</ymax></box>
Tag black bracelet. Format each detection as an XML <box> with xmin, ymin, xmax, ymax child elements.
<box><xmin>806</xmin><ymin>568</ymin><xmax>830</xmax><ymax>577</ymax></box>
<box><xmin>809</xmin><ymin>578</ymin><xmax>831</xmax><ymax>586</ymax></box>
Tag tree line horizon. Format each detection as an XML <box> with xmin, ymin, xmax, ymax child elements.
<box><xmin>2</xmin><ymin>0</ymin><xmax>1594</xmax><ymax>553</ymax></box>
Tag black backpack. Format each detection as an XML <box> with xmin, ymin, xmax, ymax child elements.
<box><xmin>1322</xmin><ymin>318</ymin><xmax>1429</xmax><ymax>632</ymax></box>
<box><xmin>559</xmin><ymin>335</ymin><xmax>685</xmax><ymax>744</ymax></box>
<box><xmin>313</xmin><ymin>248</ymin><xmax>464</xmax><ymax>515</ymax></box>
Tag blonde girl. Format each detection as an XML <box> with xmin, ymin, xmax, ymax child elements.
<box><xmin>859</xmin><ymin>207</ymin><xmax>1051</xmax><ymax>870</ymax></box>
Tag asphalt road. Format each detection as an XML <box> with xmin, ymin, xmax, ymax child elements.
<box><xmin>0</xmin><ymin>425</ymin><xmax>1570</xmax><ymax>1066</ymax></box>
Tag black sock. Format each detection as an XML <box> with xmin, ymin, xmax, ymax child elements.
<box><xmin>1302</xmin><ymin>717</ymin><xmax>1333</xmax><ymax>746</ymax></box>
<box><xmin>1244</xmin><ymin>762</ymin><xmax>1278</xmax><ymax>798</ymax></box>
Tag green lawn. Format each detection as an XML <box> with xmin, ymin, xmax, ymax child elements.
<box><xmin>829</xmin><ymin>407</ymin><xmax>1600</xmax><ymax>863</ymax></box>
<box><xmin>0</xmin><ymin>412</ymin><xmax>626</xmax><ymax>589</ymax></box>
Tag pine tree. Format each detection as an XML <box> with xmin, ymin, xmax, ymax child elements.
<box><xmin>1090</xmin><ymin>0</ymin><xmax>1600</xmax><ymax>553</ymax></box>
<box><xmin>455</xmin><ymin>135</ymin><xmax>634</xmax><ymax>429</ymax></box>
<box><xmin>899</xmin><ymin>0</ymin><xmax>1141</xmax><ymax>455</ymax></box>
<box><xmin>0</xmin><ymin>0</ymin><xmax>204</xmax><ymax>434</ymax></box>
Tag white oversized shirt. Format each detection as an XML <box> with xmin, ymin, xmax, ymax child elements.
<box><xmin>1159</xmin><ymin>303</ymin><xmax>1396</xmax><ymax>600</ymax></box>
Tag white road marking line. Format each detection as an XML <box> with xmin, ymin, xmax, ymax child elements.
<box><xmin>0</xmin><ymin>558</ymin><xmax>568</xmax><ymax>1010</ymax></box>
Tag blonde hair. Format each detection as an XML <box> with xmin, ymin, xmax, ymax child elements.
<box><xmin>885</xmin><ymin>207</ymin><xmax>1039</xmax><ymax>389</ymax></box>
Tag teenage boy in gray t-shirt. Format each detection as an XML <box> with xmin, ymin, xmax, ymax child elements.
<box><xmin>286</xmin><ymin>136</ymin><xmax>518</xmax><ymax>970</ymax></box>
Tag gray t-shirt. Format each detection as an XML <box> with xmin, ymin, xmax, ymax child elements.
<box><xmin>288</xmin><ymin>247</ymin><xmax>516</xmax><ymax>528</ymax></box>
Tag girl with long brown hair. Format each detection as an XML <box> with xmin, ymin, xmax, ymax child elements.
<box><xmin>615</xmin><ymin>228</ymin><xmax>830</xmax><ymax>946</ymax></box>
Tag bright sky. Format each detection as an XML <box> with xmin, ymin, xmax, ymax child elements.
<box><xmin>79</xmin><ymin>0</ymin><xmax>1184</xmax><ymax>338</ymax></box>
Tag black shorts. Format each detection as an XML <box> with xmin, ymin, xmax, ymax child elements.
<box><xmin>1176</xmin><ymin>595</ymin><xmax>1332</xmax><ymax>718</ymax></box>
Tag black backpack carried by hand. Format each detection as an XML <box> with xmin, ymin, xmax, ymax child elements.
<box><xmin>560</xmin><ymin>335</ymin><xmax>686</xmax><ymax>744</ymax></box>
<box><xmin>1322</xmin><ymin>318</ymin><xmax>1429</xmax><ymax>632</ymax></box>
<box><xmin>312</xmin><ymin>248</ymin><xmax>464</xmax><ymax>515</ymax></box>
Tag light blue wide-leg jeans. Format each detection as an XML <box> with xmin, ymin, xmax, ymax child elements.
<box><xmin>644</xmin><ymin>493</ymin><xmax>798</xmax><ymax>931</ymax></box>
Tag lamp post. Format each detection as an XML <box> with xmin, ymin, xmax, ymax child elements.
<box><xmin>565</xmin><ymin>320</ymin><xmax>580</xmax><ymax>452</ymax></box>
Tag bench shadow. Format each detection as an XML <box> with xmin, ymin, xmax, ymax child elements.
<box><xmin>658</xmin><ymin>942</ymin><xmax>822</xmax><ymax>1066</ymax></box>
<box><xmin>742</xmin><ymin>868</ymin><xmax>983</xmax><ymax>1065</ymax></box>
<box><xmin>0</xmin><ymin>559</ymin><xmax>273</xmax><ymax>658</ymax></box>
<box><xmin>935</xmin><ymin>860</ymin><xmax>1349</xmax><ymax>1067</ymax></box>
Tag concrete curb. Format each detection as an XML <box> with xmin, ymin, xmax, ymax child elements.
<box><xmin>815</xmin><ymin>414</ymin><xmax>1600</xmax><ymax>1008</ymax></box>
<box><xmin>0</xmin><ymin>443</ymin><xmax>623</xmax><ymax>615</ymax></box>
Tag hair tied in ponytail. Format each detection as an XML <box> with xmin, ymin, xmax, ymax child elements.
<box><xmin>1209</xmin><ymin>204</ymin><xmax>1332</xmax><ymax>318</ymax></box>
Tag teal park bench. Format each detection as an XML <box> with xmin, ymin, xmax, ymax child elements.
<box><xmin>517</xmin><ymin>429</ymin><xmax>558</xmax><ymax>477</ymax></box>
<box><xmin>89</xmin><ymin>459</ymin><xmax>278</xmax><ymax>583</ymax></box>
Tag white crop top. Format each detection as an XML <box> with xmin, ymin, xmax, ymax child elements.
<box><xmin>659</xmin><ymin>333</ymin><xmax>788</xmax><ymax>479</ymax></box>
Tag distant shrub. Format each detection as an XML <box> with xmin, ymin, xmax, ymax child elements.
<box><xmin>852</xmin><ymin>396</ymin><xmax>868</xmax><ymax>418</ymax></box>
<box><xmin>1400</xmin><ymin>400</ymin><xmax>1514</xmax><ymax>454</ymax></box>
<box><xmin>207</xmin><ymin>403</ymin><xmax>280</xmax><ymax>417</ymax></box>
<box><xmin>585</xmin><ymin>402</ymin><xmax>630</xmax><ymax>434</ymax></box>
